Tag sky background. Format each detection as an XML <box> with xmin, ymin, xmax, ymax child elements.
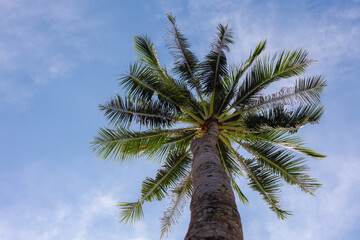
<box><xmin>1</xmin><ymin>0</ymin><xmax>360</xmax><ymax>239</ymax></box>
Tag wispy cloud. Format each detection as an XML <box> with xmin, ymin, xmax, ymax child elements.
<box><xmin>0</xmin><ymin>0</ymin><xmax>107</xmax><ymax>105</ymax></box>
<box><xmin>0</xmin><ymin>190</ymin><xmax>119</xmax><ymax>240</ymax></box>
<box><xmin>158</xmin><ymin>0</ymin><xmax>360</xmax><ymax>78</ymax></box>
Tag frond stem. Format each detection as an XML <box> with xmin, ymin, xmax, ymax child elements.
<box><xmin>219</xmin><ymin>126</ymin><xmax>246</xmax><ymax>131</ymax></box>
<box><xmin>209</xmin><ymin>29</ymin><xmax>227</xmax><ymax>117</ymax></box>
<box><xmin>100</xmin><ymin>105</ymin><xmax>199</xmax><ymax>125</ymax></box>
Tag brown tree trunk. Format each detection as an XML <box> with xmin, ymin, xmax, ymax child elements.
<box><xmin>185</xmin><ymin>121</ymin><xmax>243</xmax><ymax>240</ymax></box>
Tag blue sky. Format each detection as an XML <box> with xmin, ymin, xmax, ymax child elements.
<box><xmin>1</xmin><ymin>0</ymin><xmax>360</xmax><ymax>239</ymax></box>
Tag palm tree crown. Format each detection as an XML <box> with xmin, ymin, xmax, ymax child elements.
<box><xmin>92</xmin><ymin>14</ymin><xmax>326</xmax><ymax>238</ymax></box>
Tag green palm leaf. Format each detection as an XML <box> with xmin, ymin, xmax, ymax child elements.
<box><xmin>91</xmin><ymin>127</ymin><xmax>196</xmax><ymax>162</ymax></box>
<box><xmin>242</xmin><ymin>105</ymin><xmax>324</xmax><ymax>132</ymax></box>
<box><xmin>134</xmin><ymin>35</ymin><xmax>204</xmax><ymax>117</ymax></box>
<box><xmin>200</xmin><ymin>24</ymin><xmax>233</xmax><ymax>94</ymax></box>
<box><xmin>215</xmin><ymin>40</ymin><xmax>267</xmax><ymax>116</ymax></box>
<box><xmin>166</xmin><ymin>14</ymin><xmax>207</xmax><ymax>116</ymax></box>
<box><xmin>145</xmin><ymin>130</ymin><xmax>196</xmax><ymax>161</ymax></box>
<box><xmin>244</xmin><ymin>158</ymin><xmax>291</xmax><ymax>219</ymax></box>
<box><xmin>166</xmin><ymin>14</ymin><xmax>200</xmax><ymax>91</ymax></box>
<box><xmin>242</xmin><ymin>76</ymin><xmax>327</xmax><ymax>112</ymax></box>
<box><xmin>141</xmin><ymin>149</ymin><xmax>192</xmax><ymax>202</ymax></box>
<box><xmin>118</xmin><ymin>149</ymin><xmax>191</xmax><ymax>225</ymax></box>
<box><xmin>200</xmin><ymin>24</ymin><xmax>234</xmax><ymax>116</ymax></box>
<box><xmin>219</xmin><ymin>134</ymin><xmax>290</xmax><ymax>219</ymax></box>
<box><xmin>252</xmin><ymin>131</ymin><xmax>326</xmax><ymax>159</ymax></box>
<box><xmin>134</xmin><ymin>35</ymin><xmax>170</xmax><ymax>79</ymax></box>
<box><xmin>217</xmin><ymin>140</ymin><xmax>248</xmax><ymax>204</ymax></box>
<box><xmin>241</xmin><ymin>142</ymin><xmax>321</xmax><ymax>193</ymax></box>
<box><xmin>99</xmin><ymin>94</ymin><xmax>178</xmax><ymax>128</ymax></box>
<box><xmin>118</xmin><ymin>201</ymin><xmax>144</xmax><ymax>225</ymax></box>
<box><xmin>220</xmin><ymin>49</ymin><xmax>313</xmax><ymax>120</ymax></box>
<box><xmin>120</xmin><ymin>62</ymin><xmax>204</xmax><ymax>123</ymax></box>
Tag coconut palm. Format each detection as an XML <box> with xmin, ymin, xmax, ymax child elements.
<box><xmin>92</xmin><ymin>14</ymin><xmax>326</xmax><ymax>240</ymax></box>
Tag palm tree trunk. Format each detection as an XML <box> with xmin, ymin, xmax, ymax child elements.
<box><xmin>185</xmin><ymin>121</ymin><xmax>243</xmax><ymax>239</ymax></box>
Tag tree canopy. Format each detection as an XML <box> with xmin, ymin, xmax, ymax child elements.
<box><xmin>92</xmin><ymin>14</ymin><xmax>326</xmax><ymax>237</ymax></box>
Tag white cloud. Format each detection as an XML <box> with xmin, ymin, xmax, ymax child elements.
<box><xmin>0</xmin><ymin>190</ymin><xmax>120</xmax><ymax>240</ymax></box>
<box><xmin>159</xmin><ymin>0</ymin><xmax>360</xmax><ymax>78</ymax></box>
<box><xmin>0</xmin><ymin>79</ymin><xmax>34</xmax><ymax>107</ymax></box>
<box><xmin>0</xmin><ymin>0</ymin><xmax>106</xmax><ymax>105</ymax></box>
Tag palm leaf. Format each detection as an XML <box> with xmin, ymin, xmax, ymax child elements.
<box><xmin>200</xmin><ymin>24</ymin><xmax>233</xmax><ymax>115</ymax></box>
<box><xmin>140</xmin><ymin>149</ymin><xmax>192</xmax><ymax>202</ymax></box>
<box><xmin>241</xmin><ymin>142</ymin><xmax>321</xmax><ymax>194</ymax></box>
<box><xmin>99</xmin><ymin>94</ymin><xmax>178</xmax><ymax>128</ymax></box>
<box><xmin>220</xmin><ymin>49</ymin><xmax>313</xmax><ymax>120</ymax></box>
<box><xmin>219</xmin><ymin>134</ymin><xmax>290</xmax><ymax>219</ymax></box>
<box><xmin>244</xmin><ymin>158</ymin><xmax>291</xmax><ymax>219</ymax></box>
<box><xmin>166</xmin><ymin>14</ymin><xmax>207</xmax><ymax>117</ymax></box>
<box><xmin>91</xmin><ymin>127</ymin><xmax>196</xmax><ymax>162</ymax></box>
<box><xmin>144</xmin><ymin>130</ymin><xmax>197</xmax><ymax>162</ymax></box>
<box><xmin>118</xmin><ymin>201</ymin><xmax>144</xmax><ymax>225</ymax></box>
<box><xmin>118</xmin><ymin>149</ymin><xmax>191</xmax><ymax>225</ymax></box>
<box><xmin>134</xmin><ymin>35</ymin><xmax>204</xmax><ymax>116</ymax></box>
<box><xmin>166</xmin><ymin>14</ymin><xmax>200</xmax><ymax>91</ymax></box>
<box><xmin>252</xmin><ymin>131</ymin><xmax>326</xmax><ymax>159</ymax></box>
<box><xmin>120</xmin><ymin>62</ymin><xmax>157</xmax><ymax>102</ymax></box>
<box><xmin>215</xmin><ymin>40</ymin><xmax>267</xmax><ymax>116</ymax></box>
<box><xmin>217</xmin><ymin>139</ymin><xmax>248</xmax><ymax>204</ymax></box>
<box><xmin>160</xmin><ymin>172</ymin><xmax>192</xmax><ymax>238</ymax></box>
<box><xmin>242</xmin><ymin>76</ymin><xmax>327</xmax><ymax>112</ymax></box>
<box><xmin>134</xmin><ymin>35</ymin><xmax>169</xmax><ymax>79</ymax></box>
<box><xmin>242</xmin><ymin>105</ymin><xmax>324</xmax><ymax>133</ymax></box>
<box><xmin>120</xmin><ymin>62</ymin><xmax>204</xmax><ymax>123</ymax></box>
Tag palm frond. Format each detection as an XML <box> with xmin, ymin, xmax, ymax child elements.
<box><xmin>252</xmin><ymin>131</ymin><xmax>326</xmax><ymax>159</ymax></box>
<box><xmin>120</xmin><ymin>62</ymin><xmax>204</xmax><ymax>123</ymax></box>
<box><xmin>219</xmin><ymin>134</ymin><xmax>290</xmax><ymax>219</ymax></box>
<box><xmin>144</xmin><ymin>130</ymin><xmax>197</xmax><ymax>162</ymax></box>
<box><xmin>118</xmin><ymin>149</ymin><xmax>191</xmax><ymax>225</ymax></box>
<box><xmin>134</xmin><ymin>35</ymin><xmax>202</xmax><ymax>112</ymax></box>
<box><xmin>118</xmin><ymin>201</ymin><xmax>144</xmax><ymax>225</ymax></box>
<box><xmin>242</xmin><ymin>76</ymin><xmax>327</xmax><ymax>112</ymax></box>
<box><xmin>244</xmin><ymin>158</ymin><xmax>291</xmax><ymax>219</ymax></box>
<box><xmin>120</xmin><ymin>62</ymin><xmax>157</xmax><ymax>102</ymax></box>
<box><xmin>200</xmin><ymin>24</ymin><xmax>233</xmax><ymax>115</ymax></box>
<box><xmin>166</xmin><ymin>14</ymin><xmax>207</xmax><ymax>117</ymax></box>
<box><xmin>91</xmin><ymin>127</ymin><xmax>196</xmax><ymax>162</ymax></box>
<box><xmin>99</xmin><ymin>94</ymin><xmax>178</xmax><ymax>128</ymax></box>
<box><xmin>160</xmin><ymin>172</ymin><xmax>192</xmax><ymax>238</ymax></box>
<box><xmin>241</xmin><ymin>142</ymin><xmax>321</xmax><ymax>194</ymax></box>
<box><xmin>242</xmin><ymin>105</ymin><xmax>324</xmax><ymax>133</ymax></box>
<box><xmin>221</xmin><ymin>49</ymin><xmax>313</xmax><ymax>118</ymax></box>
<box><xmin>215</xmin><ymin>40</ymin><xmax>267</xmax><ymax>116</ymax></box>
<box><xmin>217</xmin><ymin>137</ymin><xmax>244</xmax><ymax>176</ymax></box>
<box><xmin>217</xmin><ymin>139</ymin><xmax>248</xmax><ymax>204</ymax></box>
<box><xmin>239</xmin><ymin>40</ymin><xmax>267</xmax><ymax>75</ymax></box>
<box><xmin>166</xmin><ymin>14</ymin><xmax>200</xmax><ymax>91</ymax></box>
<box><xmin>141</xmin><ymin>149</ymin><xmax>192</xmax><ymax>202</ymax></box>
<box><xmin>134</xmin><ymin>35</ymin><xmax>169</xmax><ymax>79</ymax></box>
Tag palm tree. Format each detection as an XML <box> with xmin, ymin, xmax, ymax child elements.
<box><xmin>92</xmin><ymin>14</ymin><xmax>326</xmax><ymax>240</ymax></box>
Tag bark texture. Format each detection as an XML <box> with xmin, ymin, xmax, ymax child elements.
<box><xmin>185</xmin><ymin>121</ymin><xmax>243</xmax><ymax>240</ymax></box>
